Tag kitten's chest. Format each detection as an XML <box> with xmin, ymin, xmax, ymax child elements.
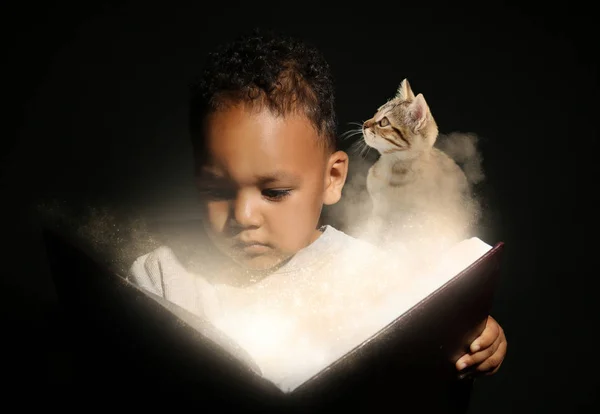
<box><xmin>367</xmin><ymin>157</ymin><xmax>424</xmax><ymax>196</ymax></box>
<box><xmin>366</xmin><ymin>151</ymin><xmax>466</xmax><ymax>214</ymax></box>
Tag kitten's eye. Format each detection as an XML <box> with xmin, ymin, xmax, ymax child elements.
<box><xmin>262</xmin><ymin>189</ymin><xmax>292</xmax><ymax>201</ymax></box>
<box><xmin>378</xmin><ymin>117</ymin><xmax>390</xmax><ymax>127</ymax></box>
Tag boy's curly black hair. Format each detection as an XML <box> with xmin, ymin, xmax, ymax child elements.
<box><xmin>189</xmin><ymin>28</ymin><xmax>337</xmax><ymax>167</ymax></box>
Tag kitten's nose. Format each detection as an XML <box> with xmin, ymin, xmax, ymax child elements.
<box><xmin>363</xmin><ymin>120</ymin><xmax>374</xmax><ymax>129</ymax></box>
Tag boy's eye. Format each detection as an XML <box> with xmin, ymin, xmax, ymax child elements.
<box><xmin>378</xmin><ymin>117</ymin><xmax>390</xmax><ymax>127</ymax></box>
<box><xmin>262</xmin><ymin>189</ymin><xmax>292</xmax><ymax>201</ymax></box>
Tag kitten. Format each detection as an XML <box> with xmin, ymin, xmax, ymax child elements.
<box><xmin>360</xmin><ymin>79</ymin><xmax>481</xmax><ymax>255</ymax></box>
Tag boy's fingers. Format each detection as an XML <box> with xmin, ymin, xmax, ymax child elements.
<box><xmin>470</xmin><ymin>316</ymin><xmax>501</xmax><ymax>353</ymax></box>
<box><xmin>457</xmin><ymin>339</ymin><xmax>507</xmax><ymax>378</ymax></box>
<box><xmin>471</xmin><ymin>334</ymin><xmax>502</xmax><ymax>365</ymax></box>
<box><xmin>475</xmin><ymin>339</ymin><xmax>507</xmax><ymax>375</ymax></box>
<box><xmin>456</xmin><ymin>355</ymin><xmax>472</xmax><ymax>371</ymax></box>
<box><xmin>456</xmin><ymin>334</ymin><xmax>501</xmax><ymax>370</ymax></box>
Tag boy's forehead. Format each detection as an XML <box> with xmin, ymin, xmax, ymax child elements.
<box><xmin>201</xmin><ymin>104</ymin><xmax>327</xmax><ymax>179</ymax></box>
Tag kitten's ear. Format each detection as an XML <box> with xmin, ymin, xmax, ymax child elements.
<box><xmin>407</xmin><ymin>93</ymin><xmax>430</xmax><ymax>132</ymax></box>
<box><xmin>396</xmin><ymin>78</ymin><xmax>416</xmax><ymax>101</ymax></box>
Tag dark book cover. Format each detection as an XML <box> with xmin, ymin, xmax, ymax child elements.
<box><xmin>43</xmin><ymin>226</ymin><xmax>503</xmax><ymax>413</ymax></box>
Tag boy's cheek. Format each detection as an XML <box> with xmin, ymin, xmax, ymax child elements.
<box><xmin>204</xmin><ymin>201</ymin><xmax>229</xmax><ymax>233</ymax></box>
<box><xmin>278</xmin><ymin>200</ymin><xmax>322</xmax><ymax>246</ymax></box>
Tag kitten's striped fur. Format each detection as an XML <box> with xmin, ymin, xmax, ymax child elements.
<box><xmin>362</xmin><ymin>79</ymin><xmax>478</xmax><ymax>249</ymax></box>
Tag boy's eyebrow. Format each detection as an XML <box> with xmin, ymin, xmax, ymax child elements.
<box><xmin>199</xmin><ymin>169</ymin><xmax>300</xmax><ymax>184</ymax></box>
<box><xmin>256</xmin><ymin>171</ymin><xmax>301</xmax><ymax>185</ymax></box>
<box><xmin>198</xmin><ymin>170</ymin><xmax>225</xmax><ymax>181</ymax></box>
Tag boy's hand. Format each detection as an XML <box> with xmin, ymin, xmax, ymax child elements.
<box><xmin>455</xmin><ymin>315</ymin><xmax>507</xmax><ymax>379</ymax></box>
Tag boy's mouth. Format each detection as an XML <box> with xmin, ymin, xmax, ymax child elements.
<box><xmin>232</xmin><ymin>240</ymin><xmax>272</xmax><ymax>256</ymax></box>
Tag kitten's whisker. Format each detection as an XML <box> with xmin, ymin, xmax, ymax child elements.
<box><xmin>350</xmin><ymin>139</ymin><xmax>371</xmax><ymax>158</ymax></box>
<box><xmin>359</xmin><ymin>141</ymin><xmax>373</xmax><ymax>158</ymax></box>
<box><xmin>340</xmin><ymin>126</ymin><xmax>363</xmax><ymax>134</ymax></box>
<box><xmin>348</xmin><ymin>140</ymin><xmax>361</xmax><ymax>151</ymax></box>
<box><xmin>340</xmin><ymin>129</ymin><xmax>365</xmax><ymax>141</ymax></box>
<box><xmin>349</xmin><ymin>144</ymin><xmax>361</xmax><ymax>155</ymax></box>
<box><xmin>341</xmin><ymin>132</ymin><xmax>364</xmax><ymax>140</ymax></box>
<box><xmin>347</xmin><ymin>121</ymin><xmax>364</xmax><ymax>127</ymax></box>
<box><xmin>339</xmin><ymin>130</ymin><xmax>357</xmax><ymax>138</ymax></box>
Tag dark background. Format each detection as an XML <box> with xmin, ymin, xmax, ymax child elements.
<box><xmin>1</xmin><ymin>0</ymin><xmax>596</xmax><ymax>411</ymax></box>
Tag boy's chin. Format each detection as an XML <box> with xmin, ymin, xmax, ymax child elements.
<box><xmin>229</xmin><ymin>252</ymin><xmax>291</xmax><ymax>273</ymax></box>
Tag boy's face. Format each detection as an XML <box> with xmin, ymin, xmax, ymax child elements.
<box><xmin>196</xmin><ymin>103</ymin><xmax>348</xmax><ymax>272</ymax></box>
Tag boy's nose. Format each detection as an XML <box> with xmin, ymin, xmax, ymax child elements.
<box><xmin>232</xmin><ymin>191</ymin><xmax>262</xmax><ymax>228</ymax></box>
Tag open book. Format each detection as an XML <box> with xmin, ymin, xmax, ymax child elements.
<box><xmin>43</xmin><ymin>227</ymin><xmax>503</xmax><ymax>412</ymax></box>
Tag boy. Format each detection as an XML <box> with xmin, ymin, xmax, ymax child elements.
<box><xmin>129</xmin><ymin>28</ymin><xmax>506</xmax><ymax>389</ymax></box>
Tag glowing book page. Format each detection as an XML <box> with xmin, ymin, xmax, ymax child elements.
<box><xmin>212</xmin><ymin>237</ymin><xmax>493</xmax><ymax>392</ymax></box>
<box><xmin>402</xmin><ymin>237</ymin><xmax>493</xmax><ymax>306</ymax></box>
<box><xmin>338</xmin><ymin>237</ymin><xmax>494</xmax><ymax>356</ymax></box>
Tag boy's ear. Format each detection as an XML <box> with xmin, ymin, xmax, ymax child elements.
<box><xmin>323</xmin><ymin>150</ymin><xmax>349</xmax><ymax>205</ymax></box>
